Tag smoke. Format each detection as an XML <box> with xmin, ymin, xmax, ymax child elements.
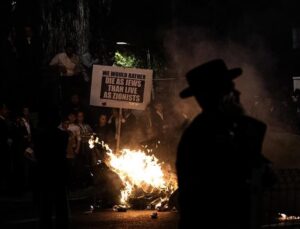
<box><xmin>165</xmin><ymin>27</ymin><xmax>290</xmax><ymax>127</ymax></box>
<box><xmin>160</xmin><ymin>26</ymin><xmax>297</xmax><ymax>168</ymax></box>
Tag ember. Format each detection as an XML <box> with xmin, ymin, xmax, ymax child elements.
<box><xmin>278</xmin><ymin>213</ymin><xmax>300</xmax><ymax>222</ymax></box>
<box><xmin>113</xmin><ymin>205</ymin><xmax>128</xmax><ymax>212</ymax></box>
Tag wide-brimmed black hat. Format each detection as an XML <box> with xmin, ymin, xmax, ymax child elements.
<box><xmin>180</xmin><ymin>59</ymin><xmax>242</xmax><ymax>98</ymax></box>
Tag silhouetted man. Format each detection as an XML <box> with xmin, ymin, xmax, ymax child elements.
<box><xmin>35</xmin><ymin>109</ymin><xmax>70</xmax><ymax>229</ymax></box>
<box><xmin>176</xmin><ymin>59</ymin><xmax>272</xmax><ymax>229</ymax></box>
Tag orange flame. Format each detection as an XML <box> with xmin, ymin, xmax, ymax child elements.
<box><xmin>89</xmin><ymin>135</ymin><xmax>177</xmax><ymax>207</ymax></box>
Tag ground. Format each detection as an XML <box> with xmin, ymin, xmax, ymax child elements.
<box><xmin>72</xmin><ymin>210</ymin><xmax>179</xmax><ymax>229</ymax></box>
<box><xmin>0</xmin><ymin>194</ymin><xmax>179</xmax><ymax>229</ymax></box>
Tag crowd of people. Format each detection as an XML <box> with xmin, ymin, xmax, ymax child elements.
<box><xmin>0</xmin><ymin>93</ymin><xmax>188</xmax><ymax>190</ymax></box>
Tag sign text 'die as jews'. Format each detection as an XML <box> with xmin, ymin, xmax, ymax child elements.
<box><xmin>90</xmin><ymin>65</ymin><xmax>153</xmax><ymax>110</ymax></box>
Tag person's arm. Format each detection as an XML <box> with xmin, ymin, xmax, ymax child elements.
<box><xmin>71</xmin><ymin>55</ymin><xmax>83</xmax><ymax>75</ymax></box>
<box><xmin>87</xmin><ymin>124</ymin><xmax>93</xmax><ymax>133</ymax></box>
<box><xmin>74</xmin><ymin>126</ymin><xmax>81</xmax><ymax>154</ymax></box>
<box><xmin>49</xmin><ymin>54</ymin><xmax>59</xmax><ymax>66</ymax></box>
<box><xmin>81</xmin><ymin>53</ymin><xmax>93</xmax><ymax>68</ymax></box>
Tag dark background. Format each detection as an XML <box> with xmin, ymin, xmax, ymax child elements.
<box><xmin>1</xmin><ymin>0</ymin><xmax>299</xmax><ymax>102</ymax></box>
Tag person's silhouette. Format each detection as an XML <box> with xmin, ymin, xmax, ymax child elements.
<box><xmin>176</xmin><ymin>59</ymin><xmax>272</xmax><ymax>229</ymax></box>
<box><xmin>35</xmin><ymin>109</ymin><xmax>70</xmax><ymax>229</ymax></box>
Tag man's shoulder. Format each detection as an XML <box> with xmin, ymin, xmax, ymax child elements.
<box><xmin>189</xmin><ymin>113</ymin><xmax>210</xmax><ymax>126</ymax></box>
<box><xmin>53</xmin><ymin>52</ymin><xmax>65</xmax><ymax>58</ymax></box>
<box><xmin>181</xmin><ymin>114</ymin><xmax>207</xmax><ymax>134</ymax></box>
<box><xmin>50</xmin><ymin>52</ymin><xmax>65</xmax><ymax>62</ymax></box>
<box><xmin>240</xmin><ymin>115</ymin><xmax>267</xmax><ymax>130</ymax></box>
<box><xmin>68</xmin><ymin>123</ymin><xmax>80</xmax><ymax>131</ymax></box>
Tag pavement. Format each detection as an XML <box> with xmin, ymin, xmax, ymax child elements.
<box><xmin>2</xmin><ymin>186</ymin><xmax>300</xmax><ymax>229</ymax></box>
<box><xmin>2</xmin><ymin>209</ymin><xmax>179</xmax><ymax>229</ymax></box>
<box><xmin>71</xmin><ymin>209</ymin><xmax>179</xmax><ymax>229</ymax></box>
<box><xmin>0</xmin><ymin>189</ymin><xmax>179</xmax><ymax>229</ymax></box>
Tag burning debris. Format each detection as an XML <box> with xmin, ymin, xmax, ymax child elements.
<box><xmin>278</xmin><ymin>213</ymin><xmax>300</xmax><ymax>222</ymax></box>
<box><xmin>113</xmin><ymin>205</ymin><xmax>128</xmax><ymax>212</ymax></box>
<box><xmin>88</xmin><ymin>135</ymin><xmax>178</xmax><ymax>210</ymax></box>
<box><xmin>151</xmin><ymin>212</ymin><xmax>158</xmax><ymax>219</ymax></box>
<box><xmin>260</xmin><ymin>212</ymin><xmax>300</xmax><ymax>228</ymax></box>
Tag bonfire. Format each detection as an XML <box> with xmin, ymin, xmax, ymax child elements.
<box><xmin>88</xmin><ymin>135</ymin><xmax>178</xmax><ymax>210</ymax></box>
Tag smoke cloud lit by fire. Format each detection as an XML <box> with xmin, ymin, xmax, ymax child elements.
<box><xmin>163</xmin><ymin>27</ymin><xmax>275</xmax><ymax>121</ymax></box>
<box><xmin>160</xmin><ymin>26</ymin><xmax>299</xmax><ymax>168</ymax></box>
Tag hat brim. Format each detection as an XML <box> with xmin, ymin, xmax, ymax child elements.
<box><xmin>179</xmin><ymin>68</ymin><xmax>242</xmax><ymax>98</ymax></box>
<box><xmin>179</xmin><ymin>88</ymin><xmax>193</xmax><ymax>98</ymax></box>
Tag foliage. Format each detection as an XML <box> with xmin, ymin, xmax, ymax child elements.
<box><xmin>114</xmin><ymin>51</ymin><xmax>140</xmax><ymax>68</ymax></box>
<box><xmin>113</xmin><ymin>49</ymin><xmax>167</xmax><ymax>79</ymax></box>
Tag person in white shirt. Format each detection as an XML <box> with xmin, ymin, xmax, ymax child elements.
<box><xmin>50</xmin><ymin>43</ymin><xmax>81</xmax><ymax>77</ymax></box>
<box><xmin>49</xmin><ymin>43</ymin><xmax>83</xmax><ymax>106</ymax></box>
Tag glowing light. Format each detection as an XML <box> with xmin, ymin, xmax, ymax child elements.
<box><xmin>116</xmin><ymin>42</ymin><xmax>130</xmax><ymax>45</ymax></box>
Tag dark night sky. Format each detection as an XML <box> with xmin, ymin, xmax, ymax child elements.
<box><xmin>110</xmin><ymin>0</ymin><xmax>298</xmax><ymax>75</ymax></box>
<box><xmin>108</xmin><ymin>0</ymin><xmax>297</xmax><ymax>61</ymax></box>
<box><xmin>1</xmin><ymin>0</ymin><xmax>299</xmax><ymax>83</ymax></box>
<box><xmin>1</xmin><ymin>0</ymin><xmax>297</xmax><ymax>47</ymax></box>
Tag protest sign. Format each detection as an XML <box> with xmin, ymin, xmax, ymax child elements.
<box><xmin>90</xmin><ymin>65</ymin><xmax>153</xmax><ymax>110</ymax></box>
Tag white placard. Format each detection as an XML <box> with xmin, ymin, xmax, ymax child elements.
<box><xmin>90</xmin><ymin>65</ymin><xmax>153</xmax><ymax>110</ymax></box>
<box><xmin>293</xmin><ymin>76</ymin><xmax>300</xmax><ymax>91</ymax></box>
